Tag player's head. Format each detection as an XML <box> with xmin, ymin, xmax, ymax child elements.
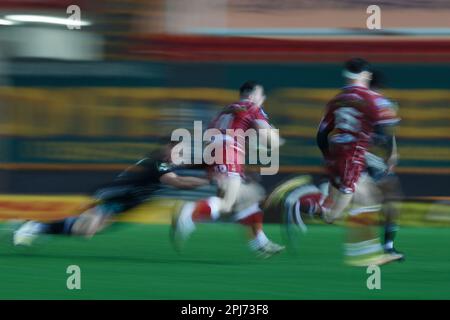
<box><xmin>239</xmin><ymin>81</ymin><xmax>265</xmax><ymax>106</ymax></box>
<box><xmin>153</xmin><ymin>135</ymin><xmax>178</xmax><ymax>162</ymax></box>
<box><xmin>343</xmin><ymin>58</ymin><xmax>372</xmax><ymax>88</ymax></box>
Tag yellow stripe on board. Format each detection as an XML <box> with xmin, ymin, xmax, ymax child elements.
<box><xmin>0</xmin><ymin>87</ymin><xmax>449</xmax><ymax>138</ymax></box>
<box><xmin>0</xmin><ymin>195</ymin><xmax>174</xmax><ymax>224</ymax></box>
<box><xmin>0</xmin><ymin>195</ymin><xmax>448</xmax><ymax>226</ymax></box>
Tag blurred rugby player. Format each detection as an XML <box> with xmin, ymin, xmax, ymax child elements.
<box><xmin>367</xmin><ymin>69</ymin><xmax>404</xmax><ymax>259</ymax></box>
<box><xmin>13</xmin><ymin>141</ymin><xmax>208</xmax><ymax>245</ymax></box>
<box><xmin>277</xmin><ymin>59</ymin><xmax>403</xmax><ymax>266</ymax></box>
<box><xmin>171</xmin><ymin>81</ymin><xmax>285</xmax><ymax>258</ymax></box>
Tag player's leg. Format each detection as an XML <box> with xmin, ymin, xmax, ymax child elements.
<box><xmin>286</xmin><ymin>178</ymin><xmax>353</xmax><ymax>224</ymax></box>
<box><xmin>190</xmin><ymin>173</ymin><xmax>241</xmax><ymax>220</ymax></box>
<box><xmin>171</xmin><ymin>173</ymin><xmax>240</xmax><ymax>249</ymax></box>
<box><xmin>319</xmin><ymin>156</ymin><xmax>366</xmax><ymax>223</ymax></box>
<box><xmin>377</xmin><ymin>173</ymin><xmax>404</xmax><ymax>256</ymax></box>
<box><xmin>320</xmin><ymin>184</ymin><xmax>354</xmax><ymax>223</ymax></box>
<box><xmin>288</xmin><ymin>158</ymin><xmax>356</xmax><ymax>222</ymax></box>
<box><xmin>232</xmin><ymin>181</ymin><xmax>285</xmax><ymax>257</ymax></box>
<box><xmin>13</xmin><ymin>203</ymin><xmax>103</xmax><ymax>246</ymax></box>
<box><xmin>344</xmin><ymin>174</ymin><xmax>383</xmax><ymax>265</ymax></box>
<box><xmin>285</xmin><ymin>182</ymin><xmax>352</xmax><ymax>226</ymax></box>
<box><xmin>366</xmin><ymin>152</ymin><xmax>404</xmax><ymax>256</ymax></box>
<box><xmin>14</xmin><ymin>189</ymin><xmax>145</xmax><ymax>246</ymax></box>
<box><xmin>171</xmin><ymin>174</ymin><xmax>284</xmax><ymax>256</ymax></box>
<box><xmin>344</xmin><ymin>174</ymin><xmax>402</xmax><ymax>266</ymax></box>
<box><xmin>283</xmin><ymin>159</ymin><xmax>393</xmax><ymax>265</ymax></box>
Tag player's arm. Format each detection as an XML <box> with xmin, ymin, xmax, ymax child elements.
<box><xmin>159</xmin><ymin>172</ymin><xmax>209</xmax><ymax>189</ymax></box>
<box><xmin>370</xmin><ymin>124</ymin><xmax>398</xmax><ymax>176</ymax></box>
<box><xmin>253</xmin><ymin>119</ymin><xmax>284</xmax><ymax>150</ymax></box>
<box><xmin>373</xmin><ymin>100</ymin><xmax>400</xmax><ymax>169</ymax></box>
<box><xmin>374</xmin><ymin>114</ymin><xmax>400</xmax><ymax>172</ymax></box>
<box><xmin>386</xmin><ymin>134</ymin><xmax>398</xmax><ymax>172</ymax></box>
<box><xmin>316</xmin><ymin>115</ymin><xmax>333</xmax><ymax>158</ymax></box>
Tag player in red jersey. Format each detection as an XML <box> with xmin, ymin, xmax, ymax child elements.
<box><xmin>171</xmin><ymin>81</ymin><xmax>285</xmax><ymax>258</ymax></box>
<box><xmin>275</xmin><ymin>59</ymin><xmax>403</xmax><ymax>266</ymax></box>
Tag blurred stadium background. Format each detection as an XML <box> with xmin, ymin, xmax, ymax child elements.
<box><xmin>0</xmin><ymin>0</ymin><xmax>449</xmax><ymax>299</ymax></box>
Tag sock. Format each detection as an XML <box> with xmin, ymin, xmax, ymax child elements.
<box><xmin>298</xmin><ymin>193</ymin><xmax>322</xmax><ymax>215</ymax></box>
<box><xmin>384</xmin><ymin>223</ymin><xmax>398</xmax><ymax>249</ymax></box>
<box><xmin>345</xmin><ymin>210</ymin><xmax>383</xmax><ymax>259</ymax></box>
<box><xmin>233</xmin><ymin>202</ymin><xmax>264</xmax><ymax>225</ymax></box>
<box><xmin>191</xmin><ymin>197</ymin><xmax>221</xmax><ymax>222</ymax></box>
<box><xmin>237</xmin><ymin>211</ymin><xmax>264</xmax><ymax>226</ymax></box>
<box><xmin>344</xmin><ymin>238</ymin><xmax>383</xmax><ymax>257</ymax></box>
<box><xmin>191</xmin><ymin>200</ymin><xmax>211</xmax><ymax>221</ymax></box>
<box><xmin>248</xmin><ymin>230</ymin><xmax>269</xmax><ymax>251</ymax></box>
<box><xmin>385</xmin><ymin>240</ymin><xmax>394</xmax><ymax>250</ymax></box>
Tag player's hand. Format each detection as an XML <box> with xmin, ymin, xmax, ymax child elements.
<box><xmin>387</xmin><ymin>152</ymin><xmax>399</xmax><ymax>173</ymax></box>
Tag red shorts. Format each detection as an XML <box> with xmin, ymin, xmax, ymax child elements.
<box><xmin>207</xmin><ymin>141</ymin><xmax>245</xmax><ymax>179</ymax></box>
<box><xmin>325</xmin><ymin>145</ymin><xmax>366</xmax><ymax>193</ymax></box>
<box><xmin>207</xmin><ymin>163</ymin><xmax>244</xmax><ymax>179</ymax></box>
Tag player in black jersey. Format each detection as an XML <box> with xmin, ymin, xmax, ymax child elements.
<box><xmin>13</xmin><ymin>142</ymin><xmax>208</xmax><ymax>246</ymax></box>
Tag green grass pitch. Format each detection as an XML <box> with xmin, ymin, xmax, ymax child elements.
<box><xmin>0</xmin><ymin>223</ymin><xmax>449</xmax><ymax>299</ymax></box>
